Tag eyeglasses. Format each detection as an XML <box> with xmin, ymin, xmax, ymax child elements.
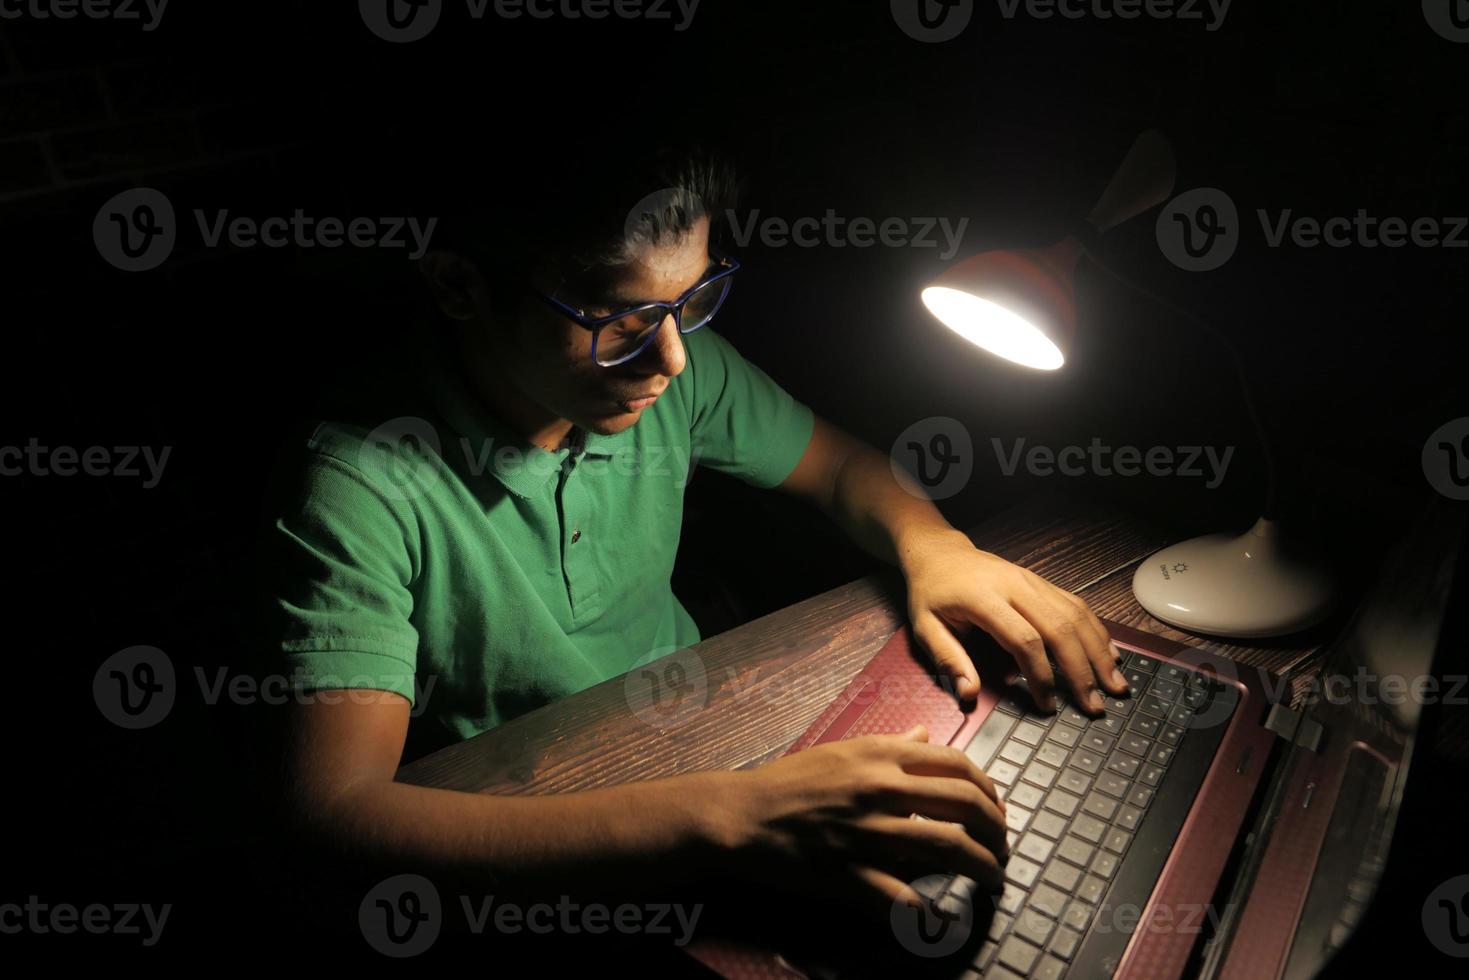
<box><xmin>532</xmin><ymin>252</ymin><xmax>741</xmax><ymax>366</ymax></box>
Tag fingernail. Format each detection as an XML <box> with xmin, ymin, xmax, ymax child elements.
<box><xmin>1088</xmin><ymin>690</ymin><xmax>1105</xmax><ymax>713</ymax></box>
<box><xmin>1109</xmin><ymin>641</ymin><xmax>1123</xmax><ymax>663</ymax></box>
<box><xmin>1110</xmin><ymin>666</ymin><xmax>1130</xmax><ymax>691</ymax></box>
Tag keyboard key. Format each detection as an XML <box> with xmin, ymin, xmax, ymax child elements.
<box><xmin>1168</xmin><ymin>704</ymin><xmax>1195</xmax><ymax>727</ymax></box>
<box><xmin>1030</xmin><ymin>883</ymin><xmax>1069</xmax><ymax>919</ymax></box>
<box><xmin>1008</xmin><ymin>829</ymin><xmax>1020</xmax><ymax>851</ymax></box>
<box><xmin>1150</xmin><ymin>744</ymin><xmax>1176</xmax><ymax>767</ymax></box>
<box><xmin>1070</xmin><ymin>748</ymin><xmax>1104</xmax><ymax>775</ymax></box>
<box><xmin>1105</xmin><ymin>751</ymin><xmax>1141</xmax><ymax>778</ymax></box>
<box><xmin>1062</xmin><ymin>902</ymin><xmax>1093</xmax><ymax>931</ymax></box>
<box><xmin>997</xmin><ymin>936</ymin><xmax>1041</xmax><ymax>975</ymax></box>
<box><xmin>1011</xmin><ymin>720</ymin><xmax>1048</xmax><ymax>746</ymax></box>
<box><xmin>1057</xmin><ymin>767</ymin><xmax>1091</xmax><ymax>795</ymax></box>
<box><xmin>1160</xmin><ymin>664</ymin><xmax>1188</xmax><ymax>684</ymax></box>
<box><xmin>1115</xmin><ymin>804</ymin><xmax>1144</xmax><ymax>831</ymax></box>
<box><xmin>1120</xmin><ymin>732</ymin><xmax>1152</xmax><ymax>758</ymax></box>
<box><xmin>1128</xmin><ymin>713</ymin><xmax>1161</xmax><ymax>738</ymax></box>
<box><xmin>1050</xmin><ymin>926</ymin><xmax>1083</xmax><ymax>961</ymax></box>
<box><xmin>1036</xmin><ymin>741</ymin><xmax>1070</xmax><ymax>769</ymax></box>
<box><xmin>1082</xmin><ymin>792</ymin><xmax>1119</xmax><ymax>821</ymax></box>
<box><xmin>1159</xmin><ymin>723</ymin><xmax>1184</xmax><ymax>746</ymax></box>
<box><xmin>1090</xmin><ymin>851</ymin><xmax>1119</xmax><ymax>880</ymax></box>
<box><xmin>1023</xmin><ymin>762</ymin><xmax>1060</xmax><ymax>790</ymax></box>
<box><xmin>999</xmin><ymin>741</ymin><xmax>1033</xmax><ymax>767</ymax></box>
<box><xmin>1127</xmin><ymin>653</ymin><xmax>1159</xmax><ymax>674</ymax></box>
<box><xmin>1077</xmin><ymin>874</ymin><xmax>1107</xmax><ymax>905</ymax></box>
<box><xmin>1006</xmin><ymin>805</ymin><xmax>1033</xmax><ymax>833</ymax></box>
<box><xmin>1123</xmin><ymin>667</ymin><xmax>1151</xmax><ymax>690</ymax></box>
<box><xmin>1081</xmin><ymin>730</ymin><xmax>1116</xmax><ymax>754</ymax></box>
<box><xmin>1031</xmin><ymin>811</ymin><xmax>1067</xmax><ymax>840</ymax></box>
<box><xmin>1128</xmin><ymin>784</ymin><xmax>1155</xmax><ymax>808</ymax></box>
<box><xmin>1017</xmin><ymin>833</ymin><xmax>1054</xmax><ymax>865</ymax></box>
<box><xmin>1149</xmin><ymin>678</ymin><xmax>1183</xmax><ymax>702</ymax></box>
<box><xmin>989</xmin><ymin>759</ymin><xmax>1021</xmax><ymax>786</ymax></box>
<box><xmin>1042</xmin><ymin>789</ymin><xmax>1081</xmax><ymax>818</ymax></box>
<box><xmin>1034</xmin><ymin>954</ymin><xmax>1067</xmax><ymax>980</ymax></box>
<box><xmin>1089</xmin><ymin>713</ymin><xmax>1124</xmax><ymax>735</ymax></box>
<box><xmin>975</xmin><ymin>939</ymin><xmax>999</xmax><ymax>971</ymax></box>
<box><xmin>1138</xmin><ymin>694</ymin><xmax>1171</xmax><ymax>719</ymax></box>
<box><xmin>1095</xmin><ymin>771</ymin><xmax>1129</xmax><ymax>799</ymax></box>
<box><xmin>1183</xmin><ymin>686</ymin><xmax>1209</xmax><ymax>708</ymax></box>
<box><xmin>1013</xmin><ymin>907</ymin><xmax>1055</xmax><ymax>949</ymax></box>
<box><xmin>1057</xmin><ymin>835</ymin><xmax>1095</xmax><ymax>868</ymax></box>
<box><xmin>1042</xmin><ymin>860</ymin><xmax>1081</xmax><ymax>892</ymax></box>
<box><xmin>964</xmin><ymin>710</ymin><xmax>1018</xmax><ymax>767</ymax></box>
<box><xmin>1047</xmin><ymin>724</ymin><xmax>1081</xmax><ymax>748</ymax></box>
<box><xmin>988</xmin><ymin>911</ymin><xmax>1013</xmax><ymax>941</ymax></box>
<box><xmin>1008</xmin><ymin>781</ymin><xmax>1044</xmax><ymax>811</ymax></box>
<box><xmin>1102</xmin><ymin>828</ymin><xmax>1132</xmax><ymax>855</ymax></box>
<box><xmin>999</xmin><ymin>882</ymin><xmax>1026</xmax><ymax>914</ymax></box>
<box><xmin>1103</xmin><ymin>695</ymin><xmax>1135</xmax><ymax>716</ymax></box>
<box><xmin>1140</xmin><ymin>763</ymin><xmax>1165</xmax><ymax>787</ymax></box>
<box><xmin>1071</xmin><ymin>814</ymin><xmax>1107</xmax><ymax>844</ymax></box>
<box><xmin>1005</xmin><ymin>855</ymin><xmax>1042</xmax><ymax>888</ymax></box>
<box><xmin>1059</xmin><ymin>704</ymin><xmax>1091</xmax><ymax>729</ymax></box>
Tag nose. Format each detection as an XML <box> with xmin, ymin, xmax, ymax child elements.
<box><xmin>637</xmin><ymin>314</ymin><xmax>687</xmax><ymax>378</ymax></box>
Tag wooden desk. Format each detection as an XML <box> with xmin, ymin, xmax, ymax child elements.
<box><xmin>397</xmin><ymin>494</ymin><xmax>1330</xmax><ymax>794</ymax></box>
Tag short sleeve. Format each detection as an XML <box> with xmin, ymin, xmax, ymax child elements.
<box><xmin>264</xmin><ymin>437</ymin><xmax>421</xmax><ymax>705</ymax></box>
<box><xmin>683</xmin><ymin>328</ymin><xmax>815</xmax><ymax>489</ymax></box>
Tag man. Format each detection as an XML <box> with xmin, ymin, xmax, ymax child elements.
<box><xmin>266</xmin><ymin>141</ymin><xmax>1131</xmax><ymax>923</ymax></box>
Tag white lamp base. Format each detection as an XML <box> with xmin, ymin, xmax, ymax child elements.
<box><xmin>1131</xmin><ymin>517</ymin><xmax>1335</xmax><ymax>639</ymax></box>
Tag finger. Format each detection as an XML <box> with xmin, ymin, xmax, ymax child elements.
<box><xmin>911</xmin><ymin>610</ymin><xmax>981</xmax><ymax>702</ymax></box>
<box><xmin>966</xmin><ymin>600</ymin><xmax>1057</xmax><ymax>712</ymax></box>
<box><xmin>892</xmin><ymin>738</ymin><xmax>1003</xmax><ymax>810</ymax></box>
<box><xmin>1009</xmin><ymin>586</ymin><xmax>1107</xmax><ymax>715</ymax></box>
<box><xmin>1053</xmin><ymin>588</ymin><xmax>1132</xmax><ymax>696</ymax></box>
<box><xmin>881</xmin><ymin>774</ymin><xmax>1008</xmax><ymax>858</ymax></box>
<box><xmin>849</xmin><ymin>814</ymin><xmax>1005</xmax><ymax>894</ymax></box>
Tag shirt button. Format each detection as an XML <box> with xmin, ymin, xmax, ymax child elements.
<box><xmin>570</xmin><ymin>528</ymin><xmax>582</xmax><ymax>543</ymax></box>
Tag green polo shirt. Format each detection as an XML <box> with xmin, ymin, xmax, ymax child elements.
<box><xmin>265</xmin><ymin>323</ymin><xmax>814</xmax><ymax>759</ymax></box>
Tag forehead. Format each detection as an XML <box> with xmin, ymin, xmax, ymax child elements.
<box><xmin>578</xmin><ymin>216</ymin><xmax>713</xmax><ymax>305</ymax></box>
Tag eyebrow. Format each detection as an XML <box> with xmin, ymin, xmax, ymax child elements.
<box><xmin>585</xmin><ymin>256</ymin><xmax>720</xmax><ymax>309</ymax></box>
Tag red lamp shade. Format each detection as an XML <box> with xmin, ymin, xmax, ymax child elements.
<box><xmin>920</xmin><ymin>235</ymin><xmax>1082</xmax><ymax>371</ymax></box>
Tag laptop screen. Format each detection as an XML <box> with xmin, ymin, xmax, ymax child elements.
<box><xmin>1205</xmin><ymin>498</ymin><xmax>1465</xmax><ymax>978</ymax></box>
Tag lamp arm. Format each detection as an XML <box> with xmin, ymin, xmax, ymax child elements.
<box><xmin>1071</xmin><ymin>231</ymin><xmax>1279</xmax><ymax>520</ymax></box>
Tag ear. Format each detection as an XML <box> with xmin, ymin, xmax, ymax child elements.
<box><xmin>417</xmin><ymin>250</ymin><xmax>486</xmax><ymax>321</ymax></box>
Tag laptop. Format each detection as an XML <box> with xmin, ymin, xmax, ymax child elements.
<box><xmin>686</xmin><ymin>501</ymin><xmax>1463</xmax><ymax>979</ymax></box>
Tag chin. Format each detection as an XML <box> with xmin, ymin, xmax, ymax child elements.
<box><xmin>582</xmin><ymin>409</ymin><xmax>642</xmax><ymax>435</ymax></box>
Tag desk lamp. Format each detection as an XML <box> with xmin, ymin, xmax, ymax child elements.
<box><xmin>920</xmin><ymin>131</ymin><xmax>1333</xmax><ymax>638</ymax></box>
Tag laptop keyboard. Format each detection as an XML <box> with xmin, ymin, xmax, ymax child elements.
<box><xmin>921</xmin><ymin>651</ymin><xmax>1229</xmax><ymax>979</ymax></box>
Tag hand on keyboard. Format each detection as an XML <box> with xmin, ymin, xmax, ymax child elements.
<box><xmin>720</xmin><ymin>723</ymin><xmax>1008</xmax><ymax>922</ymax></box>
<box><xmin>898</xmin><ymin>531</ymin><xmax>1133</xmax><ymax>713</ymax></box>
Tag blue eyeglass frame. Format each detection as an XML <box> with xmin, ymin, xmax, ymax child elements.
<box><xmin>532</xmin><ymin>251</ymin><xmax>742</xmax><ymax>366</ymax></box>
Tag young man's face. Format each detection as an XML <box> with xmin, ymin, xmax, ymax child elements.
<box><xmin>488</xmin><ymin>216</ymin><xmax>717</xmax><ymax>436</ymax></box>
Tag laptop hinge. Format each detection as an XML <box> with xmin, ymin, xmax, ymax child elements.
<box><xmin>1264</xmin><ymin>702</ymin><xmax>1324</xmax><ymax>753</ymax></box>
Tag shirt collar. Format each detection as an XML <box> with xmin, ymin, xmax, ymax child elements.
<box><xmin>414</xmin><ymin>326</ymin><xmax>637</xmax><ymax>499</ymax></box>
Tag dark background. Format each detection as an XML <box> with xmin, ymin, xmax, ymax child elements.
<box><xmin>1</xmin><ymin>0</ymin><xmax>1465</xmax><ymax>971</ymax></box>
